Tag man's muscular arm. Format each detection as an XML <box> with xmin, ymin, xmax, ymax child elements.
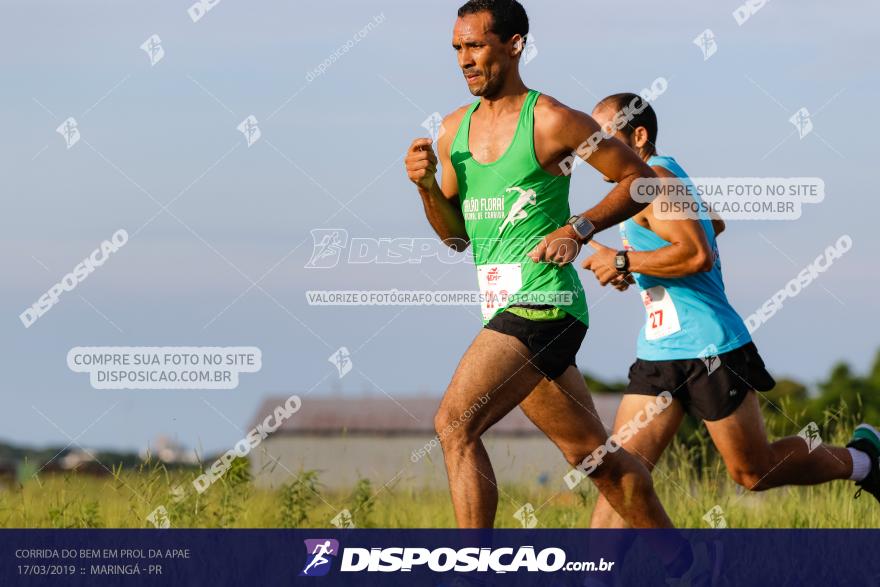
<box><xmin>583</xmin><ymin>166</ymin><xmax>714</xmax><ymax>286</ymax></box>
<box><xmin>528</xmin><ymin>100</ymin><xmax>655</xmax><ymax>265</ymax></box>
<box><xmin>405</xmin><ymin>112</ymin><xmax>469</xmax><ymax>251</ymax></box>
<box><xmin>554</xmin><ymin>104</ymin><xmax>656</xmax><ymax>230</ymax></box>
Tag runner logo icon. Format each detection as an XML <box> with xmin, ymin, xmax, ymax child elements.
<box><xmin>499</xmin><ymin>187</ymin><xmax>537</xmax><ymax>234</ymax></box>
<box><xmin>300</xmin><ymin>539</ymin><xmax>340</xmax><ymax>577</ymax></box>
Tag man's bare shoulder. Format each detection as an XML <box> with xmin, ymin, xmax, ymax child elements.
<box><xmin>443</xmin><ymin>103</ymin><xmax>473</xmax><ymax>130</ymax></box>
<box><xmin>437</xmin><ymin>104</ymin><xmax>474</xmax><ymax>155</ymax></box>
<box><xmin>535</xmin><ymin>94</ymin><xmax>590</xmax><ymax>127</ymax></box>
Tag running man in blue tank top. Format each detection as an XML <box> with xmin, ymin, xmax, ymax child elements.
<box><xmin>582</xmin><ymin>93</ymin><xmax>880</xmax><ymax>529</ymax></box>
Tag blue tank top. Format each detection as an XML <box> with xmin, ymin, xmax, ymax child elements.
<box><xmin>620</xmin><ymin>155</ymin><xmax>750</xmax><ymax>361</ymax></box>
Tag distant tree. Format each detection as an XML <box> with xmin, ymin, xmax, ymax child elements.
<box><xmin>812</xmin><ymin>362</ymin><xmax>876</xmax><ymax>433</ymax></box>
<box><xmin>868</xmin><ymin>349</ymin><xmax>880</xmax><ymax>391</ymax></box>
<box><xmin>582</xmin><ymin>371</ymin><xmax>627</xmax><ymax>393</ymax></box>
<box><xmin>760</xmin><ymin>378</ymin><xmax>810</xmax><ymax>437</ymax></box>
<box><xmin>763</xmin><ymin>378</ymin><xmax>808</xmax><ymax>404</ymax></box>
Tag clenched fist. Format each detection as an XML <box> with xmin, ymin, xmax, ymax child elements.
<box><xmin>527</xmin><ymin>225</ymin><xmax>582</xmax><ymax>267</ymax></box>
<box><xmin>582</xmin><ymin>241</ymin><xmax>624</xmax><ymax>286</ymax></box>
<box><xmin>405</xmin><ymin>138</ymin><xmax>438</xmax><ymax>190</ymax></box>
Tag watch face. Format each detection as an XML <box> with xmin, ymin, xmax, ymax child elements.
<box><xmin>615</xmin><ymin>255</ymin><xmax>626</xmax><ymax>269</ymax></box>
<box><xmin>580</xmin><ymin>218</ymin><xmax>595</xmax><ymax>238</ymax></box>
<box><xmin>570</xmin><ymin>218</ymin><xmax>593</xmax><ymax>239</ymax></box>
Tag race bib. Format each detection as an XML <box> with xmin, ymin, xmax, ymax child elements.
<box><xmin>641</xmin><ymin>285</ymin><xmax>681</xmax><ymax>340</ymax></box>
<box><xmin>477</xmin><ymin>263</ymin><xmax>522</xmax><ymax>321</ymax></box>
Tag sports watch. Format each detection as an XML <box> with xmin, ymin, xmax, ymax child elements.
<box><xmin>566</xmin><ymin>215</ymin><xmax>596</xmax><ymax>243</ymax></box>
<box><xmin>614</xmin><ymin>250</ymin><xmax>629</xmax><ymax>273</ymax></box>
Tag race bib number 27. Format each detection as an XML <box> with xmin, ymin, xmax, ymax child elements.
<box><xmin>641</xmin><ymin>285</ymin><xmax>681</xmax><ymax>340</ymax></box>
<box><xmin>477</xmin><ymin>264</ymin><xmax>522</xmax><ymax>321</ymax></box>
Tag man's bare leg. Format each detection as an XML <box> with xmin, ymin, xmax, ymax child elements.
<box><xmin>705</xmin><ymin>391</ymin><xmax>852</xmax><ymax>490</ymax></box>
<box><xmin>435</xmin><ymin>328</ymin><xmax>545</xmax><ymax>528</ymax></box>
<box><xmin>519</xmin><ymin>368</ymin><xmax>675</xmax><ymax>528</ymax></box>
<box><xmin>587</xmin><ymin>393</ymin><xmax>685</xmax><ymax>528</ymax></box>
<box><xmin>591</xmin><ymin>390</ymin><xmax>855</xmax><ymax>529</ymax></box>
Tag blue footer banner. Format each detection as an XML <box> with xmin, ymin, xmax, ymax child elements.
<box><xmin>1</xmin><ymin>529</ymin><xmax>878</xmax><ymax>586</ymax></box>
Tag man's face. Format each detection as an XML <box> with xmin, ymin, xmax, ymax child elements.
<box><xmin>452</xmin><ymin>12</ymin><xmax>519</xmax><ymax>97</ymax></box>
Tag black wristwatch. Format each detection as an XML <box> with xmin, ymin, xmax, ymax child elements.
<box><xmin>614</xmin><ymin>250</ymin><xmax>629</xmax><ymax>273</ymax></box>
<box><xmin>567</xmin><ymin>215</ymin><xmax>596</xmax><ymax>243</ymax></box>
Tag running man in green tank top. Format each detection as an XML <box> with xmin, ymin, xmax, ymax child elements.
<box><xmin>404</xmin><ymin>0</ymin><xmax>678</xmax><ymax>534</ymax></box>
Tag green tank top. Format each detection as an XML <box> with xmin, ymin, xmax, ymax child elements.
<box><xmin>450</xmin><ymin>90</ymin><xmax>589</xmax><ymax>326</ymax></box>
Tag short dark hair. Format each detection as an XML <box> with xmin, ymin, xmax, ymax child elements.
<box><xmin>457</xmin><ymin>0</ymin><xmax>529</xmax><ymax>43</ymax></box>
<box><xmin>597</xmin><ymin>92</ymin><xmax>658</xmax><ymax>158</ymax></box>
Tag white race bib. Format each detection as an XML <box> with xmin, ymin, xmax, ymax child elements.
<box><xmin>477</xmin><ymin>263</ymin><xmax>522</xmax><ymax>321</ymax></box>
<box><xmin>640</xmin><ymin>285</ymin><xmax>681</xmax><ymax>340</ymax></box>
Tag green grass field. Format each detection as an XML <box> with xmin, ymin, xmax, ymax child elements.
<box><xmin>2</xmin><ymin>429</ymin><xmax>877</xmax><ymax>529</ymax></box>
<box><xmin>4</xmin><ymin>356</ymin><xmax>877</xmax><ymax>528</ymax></box>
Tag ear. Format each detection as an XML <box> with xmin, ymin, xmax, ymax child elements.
<box><xmin>511</xmin><ymin>34</ymin><xmax>524</xmax><ymax>56</ymax></box>
<box><xmin>632</xmin><ymin>126</ymin><xmax>650</xmax><ymax>151</ymax></box>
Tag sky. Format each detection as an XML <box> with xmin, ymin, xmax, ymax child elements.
<box><xmin>1</xmin><ymin>0</ymin><xmax>878</xmax><ymax>455</ymax></box>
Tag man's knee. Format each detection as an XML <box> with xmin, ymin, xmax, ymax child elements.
<box><xmin>559</xmin><ymin>446</ymin><xmax>583</xmax><ymax>469</ymax></box>
<box><xmin>562</xmin><ymin>445</ymin><xmax>626</xmax><ymax>482</ymax></box>
<box><xmin>721</xmin><ymin>445</ymin><xmax>775</xmax><ymax>491</ymax></box>
<box><xmin>727</xmin><ymin>465</ymin><xmax>771</xmax><ymax>491</ymax></box>
<box><xmin>562</xmin><ymin>438</ymin><xmax>654</xmax><ymax>475</ymax></box>
<box><xmin>434</xmin><ymin>404</ymin><xmax>478</xmax><ymax>446</ymax></box>
<box><xmin>433</xmin><ymin>407</ymin><xmax>455</xmax><ymax>438</ymax></box>
<box><xmin>585</xmin><ymin>448</ymin><xmax>652</xmax><ymax>487</ymax></box>
<box><xmin>560</xmin><ymin>443</ymin><xmax>601</xmax><ymax>470</ymax></box>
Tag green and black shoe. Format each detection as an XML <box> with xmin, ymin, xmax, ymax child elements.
<box><xmin>847</xmin><ymin>423</ymin><xmax>880</xmax><ymax>503</ymax></box>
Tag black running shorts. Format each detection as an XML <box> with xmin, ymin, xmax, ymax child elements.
<box><xmin>625</xmin><ymin>341</ymin><xmax>776</xmax><ymax>421</ymax></box>
<box><xmin>484</xmin><ymin>308</ymin><xmax>587</xmax><ymax>380</ymax></box>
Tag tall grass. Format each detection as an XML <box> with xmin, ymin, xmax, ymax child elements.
<box><xmin>1</xmin><ymin>408</ymin><xmax>877</xmax><ymax>528</ymax></box>
<box><xmin>1</xmin><ymin>464</ymin><xmax>876</xmax><ymax>528</ymax></box>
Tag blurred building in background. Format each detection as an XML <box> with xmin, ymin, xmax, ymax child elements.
<box><xmin>249</xmin><ymin>395</ymin><xmax>621</xmax><ymax>489</ymax></box>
